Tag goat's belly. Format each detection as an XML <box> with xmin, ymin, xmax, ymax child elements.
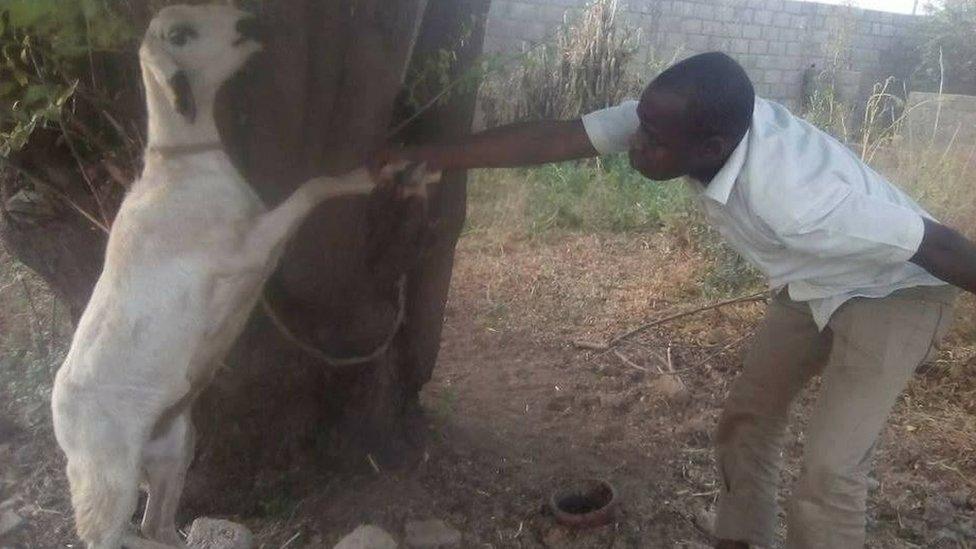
<box><xmin>61</xmin><ymin>264</ymin><xmax>217</xmax><ymax>386</ymax></box>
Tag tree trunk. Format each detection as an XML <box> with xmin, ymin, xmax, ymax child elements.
<box><xmin>0</xmin><ymin>0</ymin><xmax>489</xmax><ymax>511</ymax></box>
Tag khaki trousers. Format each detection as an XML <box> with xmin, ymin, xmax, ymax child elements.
<box><xmin>713</xmin><ymin>285</ymin><xmax>956</xmax><ymax>548</ymax></box>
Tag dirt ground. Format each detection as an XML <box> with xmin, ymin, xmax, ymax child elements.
<box><xmin>2</xmin><ymin>229</ymin><xmax>975</xmax><ymax>548</ymax></box>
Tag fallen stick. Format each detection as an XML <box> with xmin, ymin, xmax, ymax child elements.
<box><xmin>613</xmin><ymin>350</ymin><xmax>648</xmax><ymax>372</ymax></box>
<box><xmin>573</xmin><ymin>339</ymin><xmax>610</xmax><ymax>351</ymax></box>
<box><xmin>682</xmin><ymin>331</ymin><xmax>753</xmax><ymax>372</ymax></box>
<box><xmin>607</xmin><ymin>290</ymin><xmax>769</xmax><ymax>348</ymax></box>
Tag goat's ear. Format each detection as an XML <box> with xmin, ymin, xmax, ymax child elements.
<box><xmin>139</xmin><ymin>36</ymin><xmax>196</xmax><ymax>123</ymax></box>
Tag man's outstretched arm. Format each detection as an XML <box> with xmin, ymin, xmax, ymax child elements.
<box><xmin>911</xmin><ymin>218</ymin><xmax>976</xmax><ymax>295</ymax></box>
<box><xmin>378</xmin><ymin>119</ymin><xmax>599</xmax><ymax>172</ymax></box>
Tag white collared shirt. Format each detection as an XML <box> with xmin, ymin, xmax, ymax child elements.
<box><xmin>582</xmin><ymin>97</ymin><xmax>946</xmax><ymax>329</ymax></box>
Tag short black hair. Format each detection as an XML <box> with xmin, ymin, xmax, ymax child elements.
<box><xmin>648</xmin><ymin>52</ymin><xmax>755</xmax><ymax>142</ymax></box>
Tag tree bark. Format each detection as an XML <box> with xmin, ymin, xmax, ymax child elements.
<box><xmin>0</xmin><ymin>0</ymin><xmax>489</xmax><ymax>510</ymax></box>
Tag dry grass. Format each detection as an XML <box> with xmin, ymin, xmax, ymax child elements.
<box><xmin>478</xmin><ymin>0</ymin><xmax>657</xmax><ymax>127</ymax></box>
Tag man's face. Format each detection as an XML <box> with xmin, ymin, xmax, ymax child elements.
<box><xmin>628</xmin><ymin>87</ymin><xmax>696</xmax><ymax>181</ymax></box>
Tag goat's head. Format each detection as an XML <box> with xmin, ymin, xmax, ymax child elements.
<box><xmin>140</xmin><ymin>4</ymin><xmax>262</xmax><ymax>124</ymax></box>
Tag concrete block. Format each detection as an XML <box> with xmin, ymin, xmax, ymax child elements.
<box><xmin>766</xmin><ymin>40</ymin><xmax>786</xmax><ymax>56</ymax></box>
<box><xmin>538</xmin><ymin>5</ymin><xmax>571</xmax><ymax>23</ymax></box>
<box><xmin>723</xmin><ymin>22</ymin><xmax>743</xmax><ymax>37</ymax></box>
<box><xmin>774</xmin><ymin>55</ymin><xmax>795</xmax><ymax>69</ymax></box>
<box><xmin>523</xmin><ymin>21</ymin><xmax>549</xmax><ymax>41</ymax></box>
<box><xmin>731</xmin><ymin>38</ymin><xmax>750</xmax><ymax>53</ymax></box>
<box><xmin>772</xmin><ymin>12</ymin><xmax>791</xmax><ymax>27</ymax></box>
<box><xmin>489</xmin><ymin>18</ymin><xmax>522</xmax><ymax>39</ymax></box>
<box><xmin>742</xmin><ymin>24</ymin><xmax>762</xmax><ymax>38</ymax></box>
<box><xmin>673</xmin><ymin>1</ymin><xmax>695</xmax><ymax>16</ymax></box>
<box><xmin>784</xmin><ymin>1</ymin><xmax>802</xmax><ymax>14</ymax></box>
<box><xmin>754</xmin><ymin>9</ymin><xmax>773</xmax><ymax>25</ymax></box>
<box><xmin>695</xmin><ymin>3</ymin><xmax>716</xmax><ymax>19</ymax></box>
<box><xmin>739</xmin><ymin>54</ymin><xmax>760</xmax><ymax>68</ymax></box>
<box><xmin>666</xmin><ymin>32</ymin><xmax>686</xmax><ymax>48</ymax></box>
<box><xmin>507</xmin><ymin>2</ymin><xmax>539</xmax><ymax>21</ymax></box>
<box><xmin>681</xmin><ymin>18</ymin><xmax>703</xmax><ymax>33</ymax></box>
<box><xmin>716</xmin><ymin>6</ymin><xmax>735</xmax><ymax>20</ymax></box>
<box><xmin>687</xmin><ymin>33</ymin><xmax>710</xmax><ymax>50</ymax></box>
<box><xmin>630</xmin><ymin>0</ymin><xmax>662</xmax><ymax>14</ymax></box>
<box><xmin>749</xmin><ymin>39</ymin><xmax>768</xmax><ymax>54</ymax></box>
<box><xmin>756</xmin><ymin>55</ymin><xmax>776</xmax><ymax>69</ymax></box>
<box><xmin>786</xmin><ymin>41</ymin><xmax>804</xmax><ymax>56</ymax></box>
<box><xmin>659</xmin><ymin>15</ymin><xmax>683</xmax><ymax>29</ymax></box>
<box><xmin>735</xmin><ymin>8</ymin><xmax>755</xmax><ymax>23</ymax></box>
<box><xmin>709</xmin><ymin>35</ymin><xmax>732</xmax><ymax>50</ymax></box>
<box><xmin>765</xmin><ymin>0</ymin><xmax>784</xmax><ymax>11</ymax></box>
<box><xmin>703</xmin><ymin>20</ymin><xmax>723</xmax><ymax>34</ymax></box>
<box><xmin>763</xmin><ymin>69</ymin><xmax>783</xmax><ymax>83</ymax></box>
<box><xmin>790</xmin><ymin>15</ymin><xmax>806</xmax><ymax>28</ymax></box>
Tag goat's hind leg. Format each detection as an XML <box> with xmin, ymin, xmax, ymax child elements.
<box><xmin>140</xmin><ymin>411</ymin><xmax>195</xmax><ymax>548</ymax></box>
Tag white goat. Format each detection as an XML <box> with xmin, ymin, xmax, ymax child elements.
<box><xmin>51</xmin><ymin>5</ymin><xmax>424</xmax><ymax>548</ymax></box>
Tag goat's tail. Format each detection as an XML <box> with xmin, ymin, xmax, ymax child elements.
<box><xmin>66</xmin><ymin>456</ymin><xmax>139</xmax><ymax>548</ymax></box>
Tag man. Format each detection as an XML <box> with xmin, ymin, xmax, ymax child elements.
<box><xmin>378</xmin><ymin>52</ymin><xmax>976</xmax><ymax>548</ymax></box>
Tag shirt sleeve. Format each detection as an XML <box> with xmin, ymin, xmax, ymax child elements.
<box><xmin>771</xmin><ymin>185</ymin><xmax>926</xmax><ymax>265</ymax></box>
<box><xmin>581</xmin><ymin>100</ymin><xmax>640</xmax><ymax>155</ymax></box>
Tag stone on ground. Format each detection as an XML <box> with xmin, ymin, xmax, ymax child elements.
<box><xmin>0</xmin><ymin>502</ymin><xmax>23</xmax><ymax>539</ymax></box>
<box><xmin>334</xmin><ymin>524</ymin><xmax>397</xmax><ymax>549</ymax></box>
<box><xmin>187</xmin><ymin>518</ymin><xmax>254</xmax><ymax>549</ymax></box>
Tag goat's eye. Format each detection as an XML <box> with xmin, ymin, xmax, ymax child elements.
<box><xmin>167</xmin><ymin>25</ymin><xmax>197</xmax><ymax>46</ymax></box>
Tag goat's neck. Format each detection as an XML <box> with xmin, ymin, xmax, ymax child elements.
<box><xmin>145</xmin><ymin>85</ymin><xmax>221</xmax><ymax>151</ymax></box>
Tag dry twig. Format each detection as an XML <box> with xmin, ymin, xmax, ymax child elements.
<box><xmin>605</xmin><ymin>290</ymin><xmax>768</xmax><ymax>349</ymax></box>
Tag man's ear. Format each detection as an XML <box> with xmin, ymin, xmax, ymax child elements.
<box><xmin>139</xmin><ymin>36</ymin><xmax>196</xmax><ymax>122</ymax></box>
<box><xmin>699</xmin><ymin>135</ymin><xmax>727</xmax><ymax>162</ymax></box>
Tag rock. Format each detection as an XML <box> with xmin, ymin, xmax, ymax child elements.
<box><xmin>649</xmin><ymin>374</ymin><xmax>688</xmax><ymax>402</ymax></box>
<box><xmin>404</xmin><ymin>519</ymin><xmax>461</xmax><ymax>548</ymax></box>
<box><xmin>692</xmin><ymin>506</ymin><xmax>716</xmax><ymax>536</ymax></box>
<box><xmin>334</xmin><ymin>524</ymin><xmax>397</xmax><ymax>549</ymax></box>
<box><xmin>0</xmin><ymin>506</ymin><xmax>23</xmax><ymax>539</ymax></box>
<box><xmin>546</xmin><ymin>395</ymin><xmax>572</xmax><ymax>412</ymax></box>
<box><xmin>187</xmin><ymin>518</ymin><xmax>254</xmax><ymax>549</ymax></box>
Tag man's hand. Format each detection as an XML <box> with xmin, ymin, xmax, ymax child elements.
<box><xmin>910</xmin><ymin>218</ymin><xmax>976</xmax><ymax>295</ymax></box>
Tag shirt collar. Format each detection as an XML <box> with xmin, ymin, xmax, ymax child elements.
<box><xmin>698</xmin><ymin>129</ymin><xmax>749</xmax><ymax>205</ymax></box>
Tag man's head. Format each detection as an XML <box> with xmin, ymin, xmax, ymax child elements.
<box><xmin>629</xmin><ymin>52</ymin><xmax>755</xmax><ymax>182</ymax></box>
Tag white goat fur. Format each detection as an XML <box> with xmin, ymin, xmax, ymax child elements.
<box><xmin>50</xmin><ymin>5</ymin><xmax>399</xmax><ymax>548</ymax></box>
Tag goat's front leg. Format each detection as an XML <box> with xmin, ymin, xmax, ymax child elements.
<box><xmin>226</xmin><ymin>168</ymin><xmax>375</xmax><ymax>273</ymax></box>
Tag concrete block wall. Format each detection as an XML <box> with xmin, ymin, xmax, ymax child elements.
<box><xmin>483</xmin><ymin>0</ymin><xmax>920</xmax><ymax>110</ymax></box>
